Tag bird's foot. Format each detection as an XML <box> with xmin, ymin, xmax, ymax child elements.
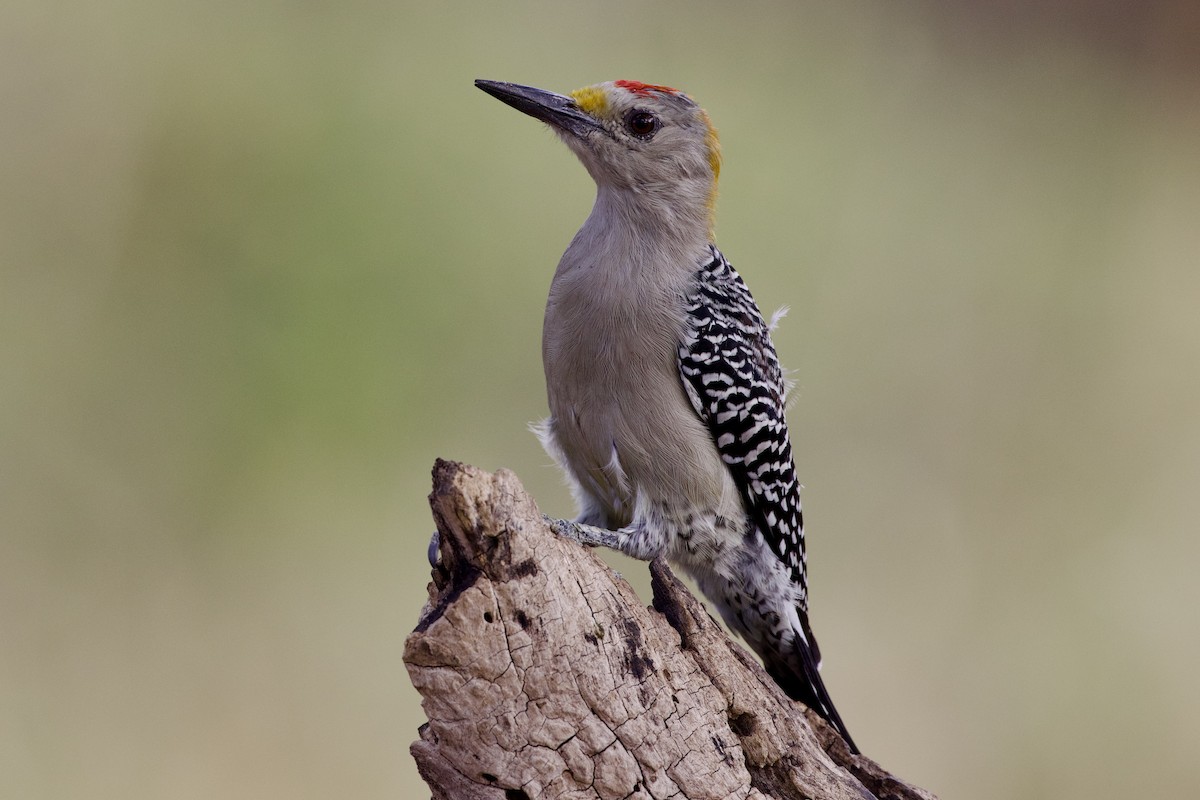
<box><xmin>544</xmin><ymin>515</ymin><xmax>621</xmax><ymax>550</ymax></box>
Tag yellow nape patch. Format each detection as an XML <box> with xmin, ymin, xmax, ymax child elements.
<box><xmin>700</xmin><ymin>109</ymin><xmax>722</xmax><ymax>185</ymax></box>
<box><xmin>570</xmin><ymin>85</ymin><xmax>608</xmax><ymax>117</ymax></box>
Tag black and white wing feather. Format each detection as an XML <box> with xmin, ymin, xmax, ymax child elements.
<box><xmin>677</xmin><ymin>245</ymin><xmax>808</xmax><ymax>605</ymax></box>
<box><xmin>677</xmin><ymin>246</ymin><xmax>858</xmax><ymax>753</ymax></box>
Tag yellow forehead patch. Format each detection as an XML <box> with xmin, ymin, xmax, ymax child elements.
<box><xmin>569</xmin><ymin>85</ymin><xmax>608</xmax><ymax>117</ymax></box>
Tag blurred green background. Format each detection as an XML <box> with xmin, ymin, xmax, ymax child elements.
<box><xmin>3</xmin><ymin>1</ymin><xmax>1198</xmax><ymax>797</ymax></box>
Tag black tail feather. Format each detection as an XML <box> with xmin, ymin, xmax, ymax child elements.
<box><xmin>763</xmin><ymin>626</ymin><xmax>859</xmax><ymax>754</ymax></box>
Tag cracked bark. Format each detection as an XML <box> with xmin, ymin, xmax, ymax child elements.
<box><xmin>406</xmin><ymin>460</ymin><xmax>938</xmax><ymax>800</ymax></box>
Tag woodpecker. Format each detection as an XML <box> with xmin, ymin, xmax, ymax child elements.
<box><xmin>475</xmin><ymin>78</ymin><xmax>858</xmax><ymax>753</ymax></box>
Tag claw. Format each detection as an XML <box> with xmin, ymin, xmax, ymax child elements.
<box><xmin>427</xmin><ymin>530</ymin><xmax>441</xmax><ymax>567</ymax></box>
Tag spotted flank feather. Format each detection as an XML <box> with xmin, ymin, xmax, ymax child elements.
<box><xmin>678</xmin><ymin>245</ymin><xmax>808</xmax><ymax>607</ymax></box>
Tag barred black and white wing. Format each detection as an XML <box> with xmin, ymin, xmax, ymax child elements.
<box><xmin>678</xmin><ymin>246</ymin><xmax>859</xmax><ymax>753</ymax></box>
<box><xmin>677</xmin><ymin>245</ymin><xmax>808</xmax><ymax>606</ymax></box>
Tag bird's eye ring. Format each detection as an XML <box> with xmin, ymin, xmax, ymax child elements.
<box><xmin>625</xmin><ymin>110</ymin><xmax>660</xmax><ymax>140</ymax></box>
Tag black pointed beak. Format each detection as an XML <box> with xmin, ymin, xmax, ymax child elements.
<box><xmin>475</xmin><ymin>79</ymin><xmax>607</xmax><ymax>139</ymax></box>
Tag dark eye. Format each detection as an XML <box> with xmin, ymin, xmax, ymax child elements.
<box><xmin>626</xmin><ymin>110</ymin><xmax>659</xmax><ymax>139</ymax></box>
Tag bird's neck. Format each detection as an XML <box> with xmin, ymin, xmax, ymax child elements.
<box><xmin>554</xmin><ymin>184</ymin><xmax>712</xmax><ymax>295</ymax></box>
<box><xmin>589</xmin><ymin>183</ymin><xmax>713</xmax><ymax>251</ymax></box>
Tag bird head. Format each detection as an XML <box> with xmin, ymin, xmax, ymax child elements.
<box><xmin>476</xmin><ymin>79</ymin><xmax>722</xmax><ymax>239</ymax></box>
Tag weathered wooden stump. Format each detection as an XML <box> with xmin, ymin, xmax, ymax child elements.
<box><xmin>405</xmin><ymin>460</ymin><xmax>936</xmax><ymax>800</ymax></box>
